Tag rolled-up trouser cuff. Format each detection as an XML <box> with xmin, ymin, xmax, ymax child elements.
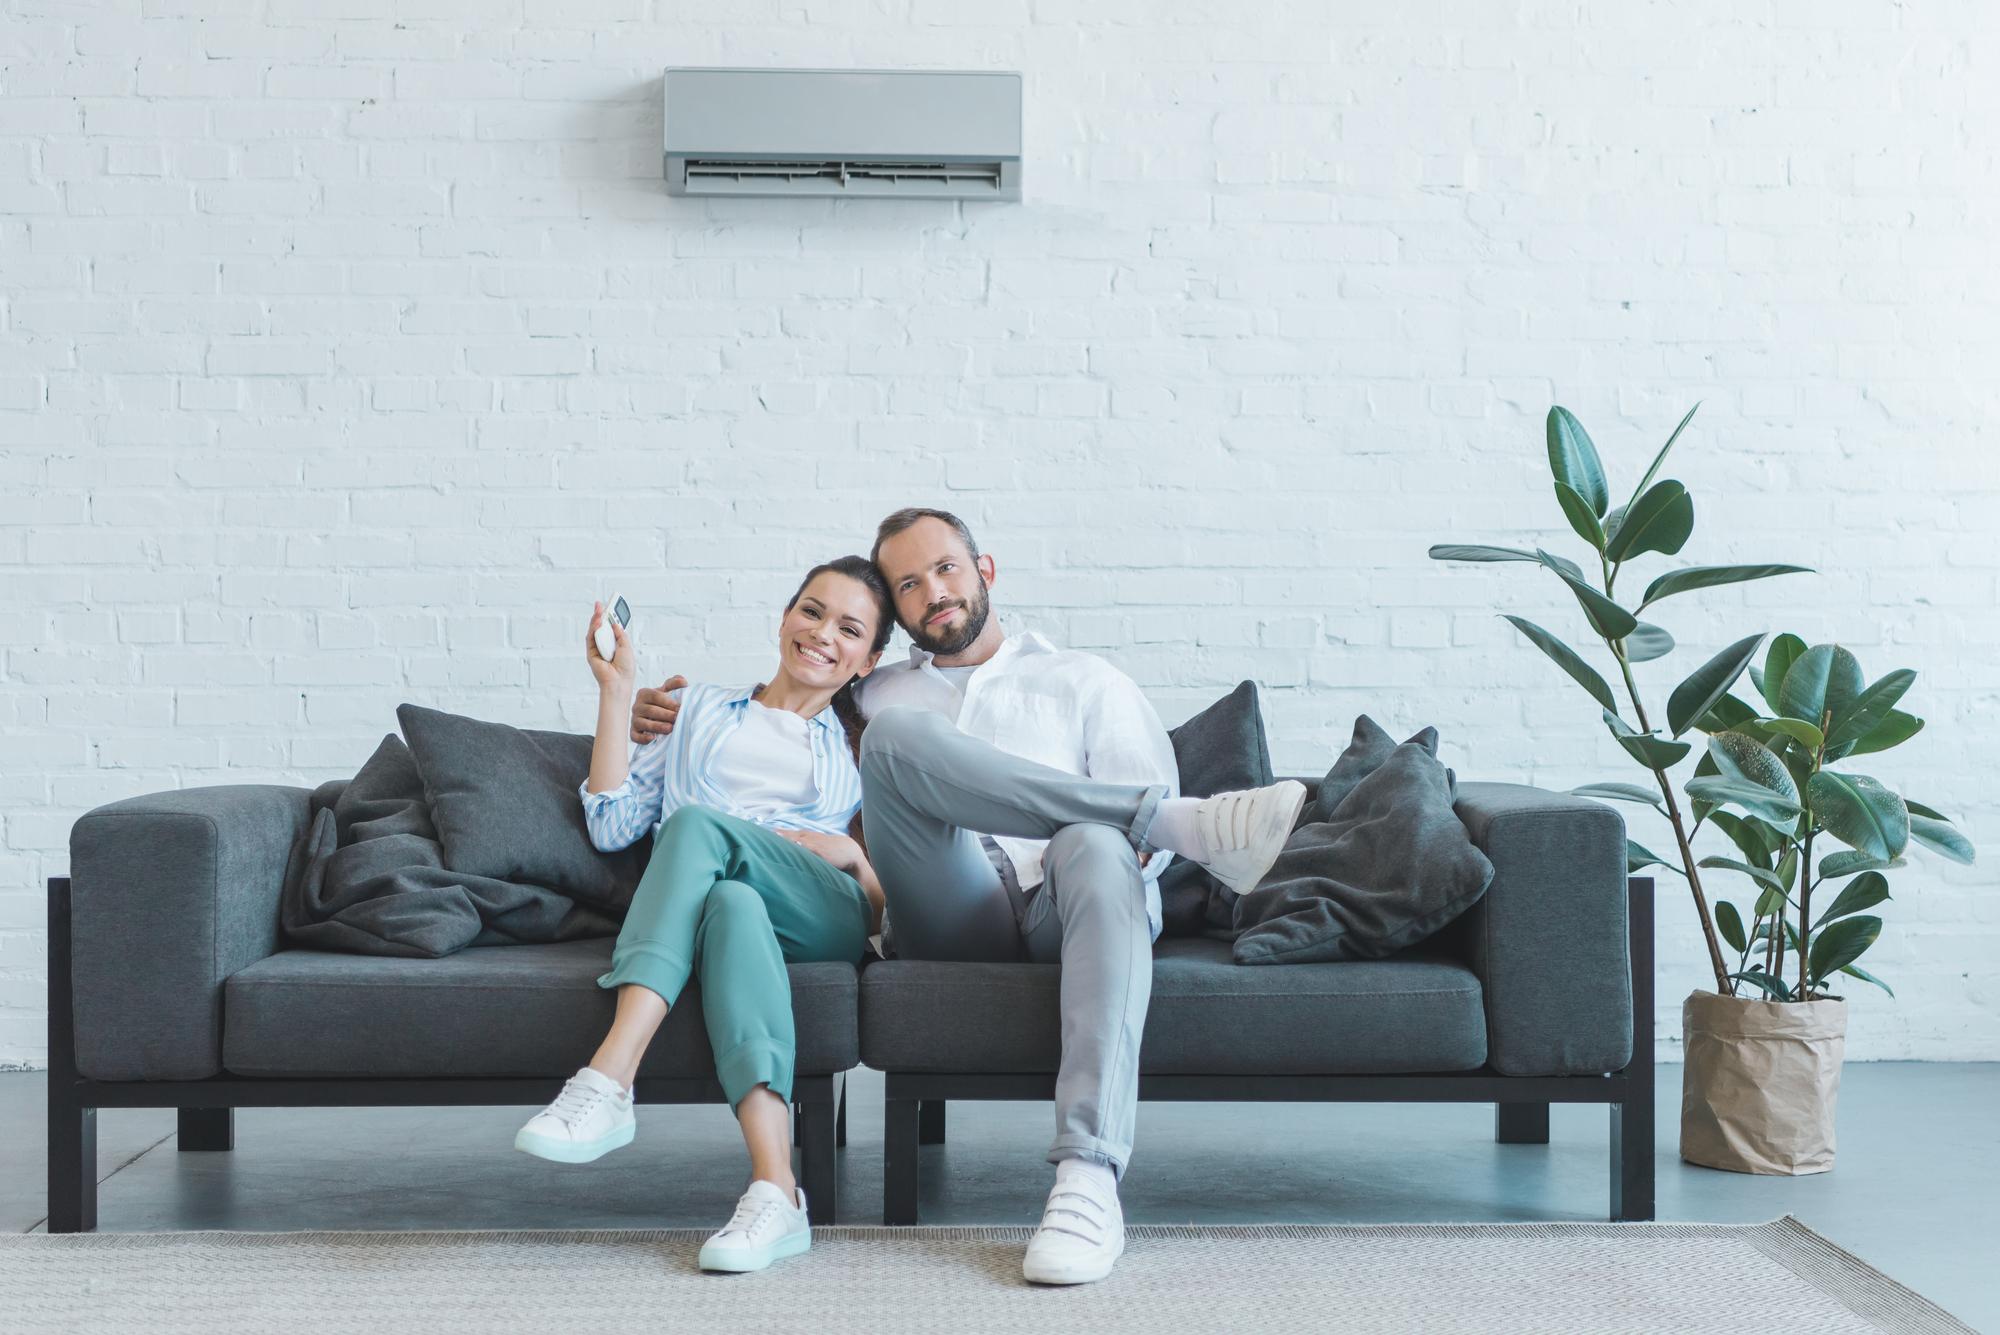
<box><xmin>716</xmin><ymin>1037</ymin><xmax>793</xmax><ymax>1110</ymax></box>
<box><xmin>1048</xmin><ymin>1132</ymin><xmax>1129</xmax><ymax>1180</ymax></box>
<box><xmin>596</xmin><ymin>943</ymin><xmax>694</xmax><ymax>1006</ymax></box>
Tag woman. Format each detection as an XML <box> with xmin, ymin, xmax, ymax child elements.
<box><xmin>514</xmin><ymin>556</ymin><xmax>894</xmax><ymax>1274</ymax></box>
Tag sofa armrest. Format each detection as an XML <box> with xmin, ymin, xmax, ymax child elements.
<box><xmin>67</xmin><ymin>785</ymin><xmax>311</xmax><ymax>1081</ymax></box>
<box><xmin>1444</xmin><ymin>781</ymin><xmax>1632</xmax><ymax>1077</ymax></box>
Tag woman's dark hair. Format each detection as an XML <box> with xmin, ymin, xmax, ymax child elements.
<box><xmin>784</xmin><ymin>555</ymin><xmax>895</xmax><ymax>759</ymax></box>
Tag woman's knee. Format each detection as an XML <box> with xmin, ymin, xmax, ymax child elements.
<box><xmin>701</xmin><ymin>878</ymin><xmax>772</xmax><ymax>926</ymax></box>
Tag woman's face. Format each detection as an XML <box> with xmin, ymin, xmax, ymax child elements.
<box><xmin>779</xmin><ymin>571</ymin><xmax>884</xmax><ymax>691</ymax></box>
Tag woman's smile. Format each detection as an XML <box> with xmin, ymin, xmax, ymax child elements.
<box><xmin>792</xmin><ymin>638</ymin><xmax>837</xmax><ymax>669</ymax></box>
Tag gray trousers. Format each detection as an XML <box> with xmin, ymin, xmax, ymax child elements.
<box><xmin>858</xmin><ymin>706</ymin><xmax>1168</xmax><ymax>1177</ymax></box>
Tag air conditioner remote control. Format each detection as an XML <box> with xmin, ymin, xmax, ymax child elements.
<box><xmin>595</xmin><ymin>593</ymin><xmax>632</xmax><ymax>662</ymax></box>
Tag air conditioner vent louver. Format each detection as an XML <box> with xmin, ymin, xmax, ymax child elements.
<box><xmin>664</xmin><ymin>68</ymin><xmax>1022</xmax><ymax>201</ymax></box>
<box><xmin>683</xmin><ymin>158</ymin><xmax>1008</xmax><ymax>194</ymax></box>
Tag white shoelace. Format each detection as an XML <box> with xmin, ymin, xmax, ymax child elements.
<box><xmin>720</xmin><ymin>1192</ymin><xmax>786</xmax><ymax>1240</ymax></box>
<box><xmin>544</xmin><ymin>1076</ymin><xmax>610</xmax><ymax>1129</ymax></box>
<box><xmin>1199</xmin><ymin>790</ymin><xmax>1257</xmax><ymax>854</ymax></box>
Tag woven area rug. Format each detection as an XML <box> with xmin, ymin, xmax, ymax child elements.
<box><xmin>4</xmin><ymin>1216</ymin><xmax>1970</xmax><ymax>1334</ymax></box>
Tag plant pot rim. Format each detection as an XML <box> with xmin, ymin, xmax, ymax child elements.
<box><xmin>1686</xmin><ymin>986</ymin><xmax>1847</xmax><ymax>1012</ymax></box>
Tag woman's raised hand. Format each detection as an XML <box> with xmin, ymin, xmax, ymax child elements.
<box><xmin>775</xmin><ymin>828</ymin><xmax>862</xmax><ymax>875</ymax></box>
<box><xmin>585</xmin><ymin>601</ymin><xmax>637</xmax><ymax>693</ymax></box>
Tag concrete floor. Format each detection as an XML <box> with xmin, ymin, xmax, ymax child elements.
<box><xmin>3</xmin><ymin>1062</ymin><xmax>1994</xmax><ymax>1331</ymax></box>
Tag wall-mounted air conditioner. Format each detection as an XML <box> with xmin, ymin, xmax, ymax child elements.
<box><xmin>662</xmin><ymin>67</ymin><xmax>1022</xmax><ymax>201</ymax></box>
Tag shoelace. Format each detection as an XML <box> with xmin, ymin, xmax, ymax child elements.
<box><xmin>544</xmin><ymin>1076</ymin><xmax>610</xmax><ymax>1129</ymax></box>
<box><xmin>1037</xmin><ymin>1183</ymin><xmax>1114</xmax><ymax>1244</ymax></box>
<box><xmin>720</xmin><ymin>1193</ymin><xmax>784</xmax><ymax>1240</ymax></box>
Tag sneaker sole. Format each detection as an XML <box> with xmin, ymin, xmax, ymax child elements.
<box><xmin>698</xmin><ymin>1227</ymin><xmax>811</xmax><ymax>1273</ymax></box>
<box><xmin>513</xmin><ymin>1119</ymin><xmax>635</xmax><ymax>1165</ymax></box>
<box><xmin>1023</xmin><ymin>1234</ymin><xmax>1126</xmax><ymax>1285</ymax></box>
<box><xmin>1213</xmin><ymin>779</ymin><xmax>1308</xmax><ymax>896</ymax></box>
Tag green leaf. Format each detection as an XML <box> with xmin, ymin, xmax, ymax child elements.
<box><xmin>1554</xmin><ymin>482</ymin><xmax>1607</xmax><ymax>551</ymax></box>
<box><xmin>1808</xmin><ymin>915</ymin><xmax>1882</xmax><ymax>985</ymax></box>
<box><xmin>1839</xmin><ymin>963</ymin><xmax>1894</xmax><ymax>998</ymax></box>
<box><xmin>1904</xmin><ymin>800</ymin><xmax>1949</xmax><ymax>821</ymax></box>
<box><xmin>1625</xmin><ymin>402</ymin><xmax>1700</xmax><ymax>514</ymax></box>
<box><xmin>1762</xmin><ymin>633</ymin><xmax>1807</xmax><ymax>714</ymax></box>
<box><xmin>1571</xmin><ymin>782</ymin><xmax>1667</xmax><ymax>813</ymax></box>
<box><xmin>1825</xmin><ymin>669</ymin><xmax>1916</xmax><ymax>756</ymax></box>
<box><xmin>1813</xmin><ymin>871</ymin><xmax>1889</xmax><ymax>928</ymax></box>
<box><xmin>1779</xmin><ymin>643</ymin><xmax>1864</xmax><ymax>728</ymax></box>
<box><xmin>1667</xmin><ymin>633</ymin><xmax>1766</xmax><ymax>738</ymax></box>
<box><xmin>1694</xmin><ymin>692</ymin><xmax>1759</xmax><ymax>734</ymax></box>
<box><xmin>1532</xmin><ymin>546</ymin><xmax>1588</xmax><ymax>582</ymax></box>
<box><xmin>1759</xmin><ymin>717</ymin><xmax>1824</xmax><ymax>750</ymax></box>
<box><xmin>1777</xmin><ymin>845</ymin><xmax>1799</xmax><ymax>891</ymax></box>
<box><xmin>1715</xmin><ymin>898</ymin><xmax>1746</xmax><ymax>953</ymax></box>
<box><xmin>1730</xmin><ymin>969</ymin><xmax>1793</xmax><ymax>1001</ymax></box>
<box><xmin>1818</xmin><ymin>850</ymin><xmax>1901</xmax><ymax>880</ymax></box>
<box><xmin>1909</xmin><ymin>815</ymin><xmax>1975</xmax><ymax>865</ymax></box>
<box><xmin>1622</xmin><ymin>621</ymin><xmax>1675</xmax><ymax>663</ymax></box>
<box><xmin>1604</xmin><ymin>479</ymin><xmax>1694</xmax><ymax>562</ymax></box>
<box><xmin>1638</xmin><ymin>565</ymin><xmax>1813</xmax><ymax>612</ymax></box>
<box><xmin>1710</xmin><ymin>810</ymin><xmax>1781</xmax><ymax>865</ymax></box>
<box><xmin>1753</xmin><ymin>885</ymin><xmax>1788</xmax><ymax>917</ymax></box>
<box><xmin>1807</xmin><ymin>771</ymin><xmax>1911</xmax><ymax>861</ymax></box>
<box><xmin>1546</xmin><ymin>406</ymin><xmax>1609</xmax><ymax>516</ymax></box>
<box><xmin>1428</xmin><ymin>544</ymin><xmax>1549</xmax><ymax>565</ymax></box>
<box><xmin>1560</xmin><ymin>572</ymin><xmax>1638</xmax><ymax>639</ymax></box>
<box><xmin>1686</xmin><ymin>776</ymin><xmax>1803</xmax><ymax>824</ymax></box>
<box><xmin>1845</xmin><ymin>708</ymin><xmax>1923</xmax><ymax>757</ymax></box>
<box><xmin>1709</xmin><ymin>730</ymin><xmax>1801</xmax><ymax>805</ymax></box>
<box><xmin>1627</xmin><ymin>839</ymin><xmax>1684</xmax><ymax>875</ymax></box>
<box><xmin>1604</xmin><ymin>710</ymin><xmax>1692</xmax><ymax>770</ymax></box>
<box><xmin>1698</xmin><ymin>855</ymin><xmax>1784</xmax><ymax>892</ymax></box>
<box><xmin>1500</xmin><ymin>615</ymin><xmax>1617</xmax><ymax>712</ymax></box>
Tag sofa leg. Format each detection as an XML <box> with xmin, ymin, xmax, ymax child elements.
<box><xmin>794</xmin><ymin>1076</ymin><xmax>837</xmax><ymax>1225</ymax></box>
<box><xmin>1610</xmin><ymin>1097</ymin><xmax>1654</xmax><ymax>1221</ymax></box>
<box><xmin>1495</xmin><ymin>1102</ymin><xmax>1549</xmax><ymax>1144</ymax></box>
<box><xmin>884</xmin><ymin>1096</ymin><xmax>921</xmax><ymax>1225</ymax></box>
<box><xmin>178</xmin><ymin>1107</ymin><xmax>234</xmax><ymax>1151</ymax></box>
<box><xmin>47</xmin><ymin>1099</ymin><xmax>97</xmax><ymax>1234</ymax></box>
<box><xmin>918</xmin><ymin>1099</ymin><xmax>946</xmax><ymax>1146</ymax></box>
<box><xmin>1612</xmin><ymin>874</ymin><xmax>1656</xmax><ymax>1222</ymax></box>
<box><xmin>836</xmin><ymin>1075</ymin><xmax>848</xmax><ymax>1150</ymax></box>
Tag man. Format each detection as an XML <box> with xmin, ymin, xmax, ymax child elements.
<box><xmin>631</xmin><ymin>508</ymin><xmax>1304</xmax><ymax>1284</ymax></box>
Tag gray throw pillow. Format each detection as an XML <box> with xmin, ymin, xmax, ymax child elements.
<box><xmin>395</xmin><ymin>703</ymin><xmax>650</xmax><ymax>913</ymax></box>
<box><xmin>1158</xmin><ymin>680</ymin><xmax>1278</xmax><ymax>937</ymax></box>
<box><xmin>1229</xmin><ymin>714</ymin><xmax>1493</xmax><ymax>965</ymax></box>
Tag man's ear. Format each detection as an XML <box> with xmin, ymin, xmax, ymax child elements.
<box><xmin>977</xmin><ymin>553</ymin><xmax>997</xmax><ymax>586</ymax></box>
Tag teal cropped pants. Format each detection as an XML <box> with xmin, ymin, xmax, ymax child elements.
<box><xmin>597</xmin><ymin>805</ymin><xmax>871</xmax><ymax>1110</ymax></box>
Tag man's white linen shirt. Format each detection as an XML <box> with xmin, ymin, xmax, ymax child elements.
<box><xmin>856</xmin><ymin>628</ymin><xmax>1181</xmax><ymax>940</ymax></box>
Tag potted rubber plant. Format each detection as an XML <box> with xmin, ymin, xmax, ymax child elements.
<box><xmin>1428</xmin><ymin>405</ymin><xmax>1975</xmax><ymax>1175</ymax></box>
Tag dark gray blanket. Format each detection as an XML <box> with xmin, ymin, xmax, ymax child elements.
<box><xmin>1226</xmin><ymin>715</ymin><xmax>1496</xmax><ymax>964</ymax></box>
<box><xmin>280</xmin><ymin>733</ymin><xmax>625</xmax><ymax>957</ymax></box>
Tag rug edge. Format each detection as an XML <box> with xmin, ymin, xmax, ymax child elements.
<box><xmin>1743</xmin><ymin>1215</ymin><xmax>1978</xmax><ymax>1335</ymax></box>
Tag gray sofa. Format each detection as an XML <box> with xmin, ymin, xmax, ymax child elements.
<box><xmin>48</xmin><ymin>776</ymin><xmax>1653</xmax><ymax>1231</ymax></box>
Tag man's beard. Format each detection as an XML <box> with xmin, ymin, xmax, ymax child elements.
<box><xmin>908</xmin><ymin>576</ymin><xmax>992</xmax><ymax>656</ymax></box>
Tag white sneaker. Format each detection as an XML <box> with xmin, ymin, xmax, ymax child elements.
<box><xmin>1022</xmin><ymin>1168</ymin><xmax>1125</xmax><ymax>1285</ymax></box>
<box><xmin>514</xmin><ymin>1066</ymin><xmax>635</xmax><ymax>1164</ymax></box>
<box><xmin>698</xmin><ymin>1179</ymin><xmax>812</xmax><ymax>1273</ymax></box>
<box><xmin>1191</xmin><ymin>779</ymin><xmax>1309</xmax><ymax>895</ymax></box>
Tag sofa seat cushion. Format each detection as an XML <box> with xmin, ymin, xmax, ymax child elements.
<box><xmin>223</xmin><ymin>939</ymin><xmax>857</xmax><ymax>1079</ymax></box>
<box><xmin>860</xmin><ymin>937</ymin><xmax>1487</xmax><ymax>1076</ymax></box>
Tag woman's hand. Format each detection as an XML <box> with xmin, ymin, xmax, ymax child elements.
<box><xmin>775</xmin><ymin>828</ymin><xmax>862</xmax><ymax>874</ymax></box>
<box><xmin>585</xmin><ymin>601</ymin><xmax>637</xmax><ymax>695</ymax></box>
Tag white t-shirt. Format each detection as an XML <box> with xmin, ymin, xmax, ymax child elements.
<box><xmin>706</xmin><ymin>699</ymin><xmax>816</xmax><ymax>820</ymax></box>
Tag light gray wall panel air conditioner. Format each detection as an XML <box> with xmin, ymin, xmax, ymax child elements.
<box><xmin>663</xmin><ymin>67</ymin><xmax>1022</xmax><ymax>201</ymax></box>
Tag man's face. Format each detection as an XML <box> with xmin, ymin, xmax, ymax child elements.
<box><xmin>876</xmin><ymin>516</ymin><xmax>995</xmax><ymax>656</ymax></box>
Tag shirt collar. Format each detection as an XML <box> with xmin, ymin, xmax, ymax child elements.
<box><xmin>903</xmin><ymin>628</ymin><xmax>1052</xmax><ymax>673</ymax></box>
<box><xmin>729</xmin><ymin>683</ymin><xmax>837</xmax><ymax>733</ymax></box>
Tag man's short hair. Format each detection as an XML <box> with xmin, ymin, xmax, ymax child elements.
<box><xmin>871</xmin><ymin>507</ymin><xmax>982</xmax><ymax>567</ymax></box>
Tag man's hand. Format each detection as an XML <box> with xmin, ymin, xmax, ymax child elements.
<box><xmin>630</xmin><ymin>675</ymin><xmax>686</xmax><ymax>745</ymax></box>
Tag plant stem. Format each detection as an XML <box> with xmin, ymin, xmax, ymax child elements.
<box><xmin>1609</xmin><ymin>636</ymin><xmax>1733</xmax><ymax>996</ymax></box>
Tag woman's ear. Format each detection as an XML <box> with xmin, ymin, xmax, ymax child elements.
<box><xmin>857</xmin><ymin>649</ymin><xmax>883</xmax><ymax>678</ymax></box>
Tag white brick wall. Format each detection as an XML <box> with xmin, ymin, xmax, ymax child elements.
<box><xmin>3</xmin><ymin>1</ymin><xmax>1995</xmax><ymax>1068</ymax></box>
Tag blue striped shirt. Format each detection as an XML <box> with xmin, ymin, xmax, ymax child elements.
<box><xmin>578</xmin><ymin>683</ymin><xmax>862</xmax><ymax>852</ymax></box>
